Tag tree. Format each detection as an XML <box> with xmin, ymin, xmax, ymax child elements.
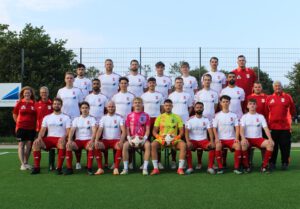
<box><xmin>285</xmin><ymin>63</ymin><xmax>300</xmax><ymax>108</ymax></box>
<box><xmin>0</xmin><ymin>24</ymin><xmax>75</xmax><ymax>136</ymax></box>
<box><xmin>252</xmin><ymin>67</ymin><xmax>274</xmax><ymax>94</ymax></box>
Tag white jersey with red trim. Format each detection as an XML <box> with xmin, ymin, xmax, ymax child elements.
<box><xmin>220</xmin><ymin>86</ymin><xmax>245</xmax><ymax>119</ymax></box>
<box><xmin>72</xmin><ymin>115</ymin><xmax>96</xmax><ymax>140</ymax></box>
<box><xmin>111</xmin><ymin>91</ymin><xmax>135</xmax><ymax>118</ymax></box>
<box><xmin>186</xmin><ymin>116</ymin><xmax>211</xmax><ymax>141</ymax></box>
<box><xmin>168</xmin><ymin>91</ymin><xmax>193</xmax><ymax>123</ymax></box>
<box><xmin>99</xmin><ymin>114</ymin><xmax>124</xmax><ymax>140</ymax></box>
<box><xmin>213</xmin><ymin>111</ymin><xmax>239</xmax><ymax>140</ymax></box>
<box><xmin>57</xmin><ymin>87</ymin><xmax>84</xmax><ymax>119</ymax></box>
<box><xmin>182</xmin><ymin>75</ymin><xmax>198</xmax><ymax>97</ymax></box>
<box><xmin>85</xmin><ymin>92</ymin><xmax>108</xmax><ymax>121</ymax></box>
<box><xmin>74</xmin><ymin>77</ymin><xmax>92</xmax><ymax>99</ymax></box>
<box><xmin>126</xmin><ymin>74</ymin><xmax>147</xmax><ymax>97</ymax></box>
<box><xmin>240</xmin><ymin>112</ymin><xmax>268</xmax><ymax>139</ymax></box>
<box><xmin>141</xmin><ymin>91</ymin><xmax>164</xmax><ymax>118</ymax></box>
<box><xmin>202</xmin><ymin>71</ymin><xmax>226</xmax><ymax>95</ymax></box>
<box><xmin>42</xmin><ymin>113</ymin><xmax>71</xmax><ymax>137</ymax></box>
<box><xmin>194</xmin><ymin>88</ymin><xmax>218</xmax><ymax>121</ymax></box>
<box><xmin>154</xmin><ymin>75</ymin><xmax>172</xmax><ymax>99</ymax></box>
<box><xmin>98</xmin><ymin>72</ymin><xmax>121</xmax><ymax>99</ymax></box>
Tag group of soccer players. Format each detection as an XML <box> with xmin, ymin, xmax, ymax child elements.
<box><xmin>13</xmin><ymin>55</ymin><xmax>296</xmax><ymax>176</ymax></box>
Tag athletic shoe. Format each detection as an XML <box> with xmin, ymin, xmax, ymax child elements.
<box><xmin>110</xmin><ymin>163</ymin><xmax>115</xmax><ymax>170</ymax></box>
<box><xmin>170</xmin><ymin>161</ymin><xmax>177</xmax><ymax>169</ymax></box>
<box><xmin>56</xmin><ymin>168</ymin><xmax>63</xmax><ymax>175</ymax></box>
<box><xmin>94</xmin><ymin>168</ymin><xmax>104</xmax><ymax>175</ymax></box>
<box><xmin>281</xmin><ymin>163</ymin><xmax>288</xmax><ymax>171</ymax></box>
<box><xmin>195</xmin><ymin>164</ymin><xmax>202</xmax><ymax>170</ymax></box>
<box><xmin>64</xmin><ymin>168</ymin><xmax>73</xmax><ymax>175</ymax></box>
<box><xmin>142</xmin><ymin>169</ymin><xmax>149</xmax><ymax>176</ymax></box>
<box><xmin>185</xmin><ymin>168</ymin><xmax>194</xmax><ymax>175</ymax></box>
<box><xmin>150</xmin><ymin>168</ymin><xmax>160</xmax><ymax>175</ymax></box>
<box><xmin>31</xmin><ymin>168</ymin><xmax>40</xmax><ymax>175</ymax></box>
<box><xmin>217</xmin><ymin>168</ymin><xmax>224</xmax><ymax>174</ymax></box>
<box><xmin>158</xmin><ymin>162</ymin><xmax>164</xmax><ymax>170</ymax></box>
<box><xmin>261</xmin><ymin>165</ymin><xmax>270</xmax><ymax>173</ymax></box>
<box><xmin>233</xmin><ymin>169</ymin><xmax>243</xmax><ymax>175</ymax></box>
<box><xmin>75</xmin><ymin>163</ymin><xmax>82</xmax><ymax>170</ymax></box>
<box><xmin>120</xmin><ymin>169</ymin><xmax>128</xmax><ymax>175</ymax></box>
<box><xmin>113</xmin><ymin>168</ymin><xmax>119</xmax><ymax>175</ymax></box>
<box><xmin>177</xmin><ymin>168</ymin><xmax>185</xmax><ymax>175</ymax></box>
<box><xmin>87</xmin><ymin>168</ymin><xmax>94</xmax><ymax>176</ymax></box>
<box><xmin>140</xmin><ymin>163</ymin><xmax>144</xmax><ymax>170</ymax></box>
<box><xmin>207</xmin><ymin>168</ymin><xmax>215</xmax><ymax>175</ymax></box>
<box><xmin>24</xmin><ymin>164</ymin><xmax>32</xmax><ymax>170</ymax></box>
<box><xmin>128</xmin><ymin>162</ymin><xmax>133</xmax><ymax>170</ymax></box>
<box><xmin>243</xmin><ymin>167</ymin><xmax>251</xmax><ymax>173</ymax></box>
<box><xmin>20</xmin><ymin>164</ymin><xmax>27</xmax><ymax>171</ymax></box>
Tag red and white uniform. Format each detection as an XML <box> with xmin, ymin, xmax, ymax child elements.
<box><xmin>72</xmin><ymin>116</ymin><xmax>97</xmax><ymax>140</ymax></box>
<box><xmin>57</xmin><ymin>87</ymin><xmax>84</xmax><ymax>120</ymax></box>
<box><xmin>99</xmin><ymin>114</ymin><xmax>124</xmax><ymax>140</ymax></box>
<box><xmin>194</xmin><ymin>89</ymin><xmax>218</xmax><ymax>121</ymax></box>
<box><xmin>74</xmin><ymin>77</ymin><xmax>92</xmax><ymax>99</ymax></box>
<box><xmin>141</xmin><ymin>91</ymin><xmax>164</xmax><ymax>118</ymax></box>
<box><xmin>246</xmin><ymin>93</ymin><xmax>268</xmax><ymax>119</ymax></box>
<box><xmin>126</xmin><ymin>74</ymin><xmax>147</xmax><ymax>97</ymax></box>
<box><xmin>220</xmin><ymin>86</ymin><xmax>245</xmax><ymax>119</ymax></box>
<box><xmin>232</xmin><ymin>67</ymin><xmax>256</xmax><ymax>97</ymax></box>
<box><xmin>35</xmin><ymin>99</ymin><xmax>53</xmax><ymax>131</ymax></box>
<box><xmin>13</xmin><ymin>99</ymin><xmax>36</xmax><ymax>131</ymax></box>
<box><xmin>266</xmin><ymin>92</ymin><xmax>296</xmax><ymax>130</ymax></box>
<box><xmin>168</xmin><ymin>91</ymin><xmax>193</xmax><ymax>123</ymax></box>
<box><xmin>42</xmin><ymin>113</ymin><xmax>71</xmax><ymax>137</ymax></box>
<box><xmin>98</xmin><ymin>72</ymin><xmax>121</xmax><ymax>99</ymax></box>
<box><xmin>126</xmin><ymin>112</ymin><xmax>150</xmax><ymax>137</ymax></box>
<box><xmin>202</xmin><ymin>71</ymin><xmax>226</xmax><ymax>95</ymax></box>
<box><xmin>111</xmin><ymin>91</ymin><xmax>135</xmax><ymax>119</ymax></box>
<box><xmin>186</xmin><ymin>116</ymin><xmax>211</xmax><ymax>141</ymax></box>
<box><xmin>85</xmin><ymin>92</ymin><xmax>108</xmax><ymax>121</ymax></box>
<box><xmin>240</xmin><ymin>113</ymin><xmax>267</xmax><ymax>138</ymax></box>
<box><xmin>213</xmin><ymin>111</ymin><xmax>239</xmax><ymax>140</ymax></box>
<box><xmin>182</xmin><ymin>75</ymin><xmax>198</xmax><ymax>97</ymax></box>
<box><xmin>154</xmin><ymin>75</ymin><xmax>172</xmax><ymax>99</ymax></box>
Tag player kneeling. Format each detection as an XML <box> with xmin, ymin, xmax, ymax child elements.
<box><xmin>121</xmin><ymin>97</ymin><xmax>151</xmax><ymax>175</ymax></box>
<box><xmin>151</xmin><ymin>99</ymin><xmax>186</xmax><ymax>175</ymax></box>
<box><xmin>94</xmin><ymin>101</ymin><xmax>126</xmax><ymax>175</ymax></box>
<box><xmin>31</xmin><ymin>98</ymin><xmax>71</xmax><ymax>175</ymax></box>
<box><xmin>65</xmin><ymin>102</ymin><xmax>97</xmax><ymax>175</ymax></box>
<box><xmin>240</xmin><ymin>99</ymin><xmax>274</xmax><ymax>173</ymax></box>
<box><xmin>185</xmin><ymin>102</ymin><xmax>215</xmax><ymax>175</ymax></box>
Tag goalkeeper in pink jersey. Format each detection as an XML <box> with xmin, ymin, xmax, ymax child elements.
<box><xmin>121</xmin><ymin>97</ymin><xmax>151</xmax><ymax>175</ymax></box>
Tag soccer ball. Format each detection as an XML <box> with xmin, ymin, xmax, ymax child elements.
<box><xmin>131</xmin><ymin>135</ymin><xmax>143</xmax><ymax>147</ymax></box>
<box><xmin>164</xmin><ymin>134</ymin><xmax>174</xmax><ymax>146</ymax></box>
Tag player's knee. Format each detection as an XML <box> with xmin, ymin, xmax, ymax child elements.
<box><xmin>151</xmin><ymin>141</ymin><xmax>158</xmax><ymax>149</ymax></box>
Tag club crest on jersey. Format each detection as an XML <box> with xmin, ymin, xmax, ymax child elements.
<box><xmin>230</xmin><ymin>117</ymin><xmax>233</xmax><ymax>121</ymax></box>
<box><xmin>237</xmin><ymin>75</ymin><xmax>241</xmax><ymax>79</ymax></box>
<box><xmin>217</xmin><ymin>76</ymin><xmax>220</xmax><ymax>79</ymax></box>
<box><xmin>113</xmin><ymin>77</ymin><xmax>115</xmax><ymax>81</ymax></box>
<box><xmin>21</xmin><ymin>105</ymin><xmax>26</xmax><ymax>109</ymax></box>
<box><xmin>31</xmin><ymin>106</ymin><xmax>35</xmax><ymax>110</ymax></box>
<box><xmin>270</xmin><ymin>99</ymin><xmax>275</xmax><ymax>104</ymax></box>
<box><xmin>246</xmin><ymin>74</ymin><xmax>250</xmax><ymax>78</ymax></box>
<box><xmin>114</xmin><ymin>120</ymin><xmax>117</xmax><ymax>124</ymax></box>
<box><xmin>127</xmin><ymin>97</ymin><xmax>129</xmax><ymax>101</ymax></box>
<box><xmin>281</xmin><ymin>98</ymin><xmax>285</xmax><ymax>102</ymax></box>
<box><xmin>60</xmin><ymin>118</ymin><xmax>63</xmax><ymax>122</ymax></box>
<box><xmin>73</xmin><ymin>91</ymin><xmax>75</xmax><ymax>95</ymax></box>
<box><xmin>87</xmin><ymin>120</ymin><xmax>90</xmax><ymax>125</ymax></box>
<box><xmin>203</xmin><ymin>122</ymin><xmax>206</xmax><ymax>126</ymax></box>
<box><xmin>139</xmin><ymin>114</ymin><xmax>147</xmax><ymax>123</ymax></box>
<box><xmin>48</xmin><ymin>105</ymin><xmax>51</xmax><ymax>110</ymax></box>
<box><xmin>163</xmin><ymin>80</ymin><xmax>166</xmax><ymax>83</ymax></box>
<box><xmin>237</xmin><ymin>91</ymin><xmax>240</xmax><ymax>94</ymax></box>
<box><xmin>256</xmin><ymin>118</ymin><xmax>259</xmax><ymax>122</ymax></box>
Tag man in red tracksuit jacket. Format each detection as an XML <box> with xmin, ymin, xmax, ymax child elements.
<box><xmin>266</xmin><ymin>81</ymin><xmax>296</xmax><ymax>170</ymax></box>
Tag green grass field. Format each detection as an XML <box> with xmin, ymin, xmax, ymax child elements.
<box><xmin>1</xmin><ymin>149</ymin><xmax>300</xmax><ymax>209</ymax></box>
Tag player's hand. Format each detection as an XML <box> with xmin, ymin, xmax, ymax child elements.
<box><xmin>234</xmin><ymin>139</ymin><xmax>240</xmax><ymax>144</ymax></box>
<box><xmin>209</xmin><ymin>142</ymin><xmax>215</xmax><ymax>149</ymax></box>
<box><xmin>186</xmin><ymin>141</ymin><xmax>193</xmax><ymax>149</ymax></box>
<box><xmin>86</xmin><ymin>141</ymin><xmax>94</xmax><ymax>150</ymax></box>
<box><xmin>117</xmin><ymin>141</ymin><xmax>123</xmax><ymax>149</ymax></box>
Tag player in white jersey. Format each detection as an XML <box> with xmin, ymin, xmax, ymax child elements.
<box><xmin>98</xmin><ymin>59</ymin><xmax>121</xmax><ymax>100</ymax></box>
<box><xmin>185</xmin><ymin>102</ymin><xmax>216</xmax><ymax>175</ymax></box>
<box><xmin>213</xmin><ymin>95</ymin><xmax>245</xmax><ymax>174</ymax></box>
<box><xmin>57</xmin><ymin>72</ymin><xmax>84</xmax><ymax>120</ymax></box>
<box><xmin>126</xmin><ymin>59</ymin><xmax>147</xmax><ymax>97</ymax></box>
<box><xmin>240</xmin><ymin>99</ymin><xmax>274</xmax><ymax>173</ymax></box>
<box><xmin>31</xmin><ymin>98</ymin><xmax>71</xmax><ymax>175</ymax></box>
<box><xmin>180</xmin><ymin>61</ymin><xmax>198</xmax><ymax>97</ymax></box>
<box><xmin>194</xmin><ymin>74</ymin><xmax>218</xmax><ymax>121</ymax></box>
<box><xmin>94</xmin><ymin>101</ymin><xmax>126</xmax><ymax>175</ymax></box>
<box><xmin>220</xmin><ymin>72</ymin><xmax>245</xmax><ymax>119</ymax></box>
<box><xmin>154</xmin><ymin>61</ymin><xmax>172</xmax><ymax>99</ymax></box>
<box><xmin>73</xmin><ymin>63</ymin><xmax>92</xmax><ymax>99</ymax></box>
<box><xmin>168</xmin><ymin>77</ymin><xmax>193</xmax><ymax>124</ymax></box>
<box><xmin>111</xmin><ymin>77</ymin><xmax>135</xmax><ymax>119</ymax></box>
<box><xmin>85</xmin><ymin>78</ymin><xmax>108</xmax><ymax>121</ymax></box>
<box><xmin>201</xmin><ymin>57</ymin><xmax>226</xmax><ymax>95</ymax></box>
<box><xmin>65</xmin><ymin>102</ymin><xmax>97</xmax><ymax>175</ymax></box>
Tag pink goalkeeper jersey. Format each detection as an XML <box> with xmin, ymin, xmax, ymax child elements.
<box><xmin>125</xmin><ymin>111</ymin><xmax>150</xmax><ymax>137</ymax></box>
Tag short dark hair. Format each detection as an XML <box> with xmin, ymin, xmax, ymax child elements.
<box><xmin>164</xmin><ymin>99</ymin><xmax>173</xmax><ymax>104</ymax></box>
<box><xmin>237</xmin><ymin>55</ymin><xmax>246</xmax><ymax>60</ymax></box>
<box><xmin>80</xmin><ymin>101</ymin><xmax>90</xmax><ymax>108</ymax></box>
<box><xmin>119</xmin><ymin>76</ymin><xmax>129</xmax><ymax>83</ymax></box>
<box><xmin>77</xmin><ymin>63</ymin><xmax>86</xmax><ymax>69</ymax></box>
<box><xmin>53</xmin><ymin>97</ymin><xmax>63</xmax><ymax>105</ymax></box>
<box><xmin>92</xmin><ymin>78</ymin><xmax>100</xmax><ymax>83</ymax></box>
<box><xmin>254</xmin><ymin>81</ymin><xmax>262</xmax><ymax>85</ymax></box>
<box><xmin>194</xmin><ymin>101</ymin><xmax>204</xmax><ymax>107</ymax></box>
<box><xmin>210</xmin><ymin>57</ymin><xmax>219</xmax><ymax>62</ymax></box>
<box><xmin>180</xmin><ymin>61</ymin><xmax>190</xmax><ymax>69</ymax></box>
<box><xmin>130</xmin><ymin>59</ymin><xmax>139</xmax><ymax>65</ymax></box>
<box><xmin>203</xmin><ymin>73</ymin><xmax>212</xmax><ymax>80</ymax></box>
<box><xmin>175</xmin><ymin>77</ymin><xmax>183</xmax><ymax>82</ymax></box>
<box><xmin>220</xmin><ymin>95</ymin><xmax>231</xmax><ymax>101</ymax></box>
<box><xmin>155</xmin><ymin>61</ymin><xmax>165</xmax><ymax>68</ymax></box>
<box><xmin>228</xmin><ymin>72</ymin><xmax>236</xmax><ymax>77</ymax></box>
<box><xmin>147</xmin><ymin>77</ymin><xmax>156</xmax><ymax>82</ymax></box>
<box><xmin>65</xmin><ymin>71</ymin><xmax>74</xmax><ymax>77</ymax></box>
<box><xmin>248</xmin><ymin>98</ymin><xmax>257</xmax><ymax>104</ymax></box>
<box><xmin>105</xmin><ymin>59</ymin><xmax>113</xmax><ymax>63</ymax></box>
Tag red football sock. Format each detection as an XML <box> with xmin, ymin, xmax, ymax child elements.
<box><xmin>215</xmin><ymin>150</ymin><xmax>223</xmax><ymax>169</ymax></box>
<box><xmin>66</xmin><ymin>150</ymin><xmax>73</xmax><ymax>169</ymax></box>
<box><xmin>263</xmin><ymin>150</ymin><xmax>273</xmax><ymax>168</ymax></box>
<box><xmin>186</xmin><ymin>150</ymin><xmax>193</xmax><ymax>169</ymax></box>
<box><xmin>242</xmin><ymin>150</ymin><xmax>249</xmax><ymax>168</ymax></box>
<box><xmin>234</xmin><ymin>150</ymin><xmax>242</xmax><ymax>169</ymax></box>
<box><xmin>33</xmin><ymin>150</ymin><xmax>41</xmax><ymax>168</ymax></box>
<box><xmin>87</xmin><ymin>150</ymin><xmax>94</xmax><ymax>169</ymax></box>
<box><xmin>95</xmin><ymin>149</ymin><xmax>103</xmax><ymax>169</ymax></box>
<box><xmin>208</xmin><ymin>150</ymin><xmax>215</xmax><ymax>168</ymax></box>
<box><xmin>75</xmin><ymin>150</ymin><xmax>81</xmax><ymax>163</ymax></box>
<box><xmin>114</xmin><ymin>149</ymin><xmax>122</xmax><ymax>169</ymax></box>
<box><xmin>197</xmin><ymin>150</ymin><xmax>203</xmax><ymax>164</ymax></box>
<box><xmin>57</xmin><ymin>149</ymin><xmax>65</xmax><ymax>169</ymax></box>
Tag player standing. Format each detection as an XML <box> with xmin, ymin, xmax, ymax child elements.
<box><xmin>35</xmin><ymin>86</ymin><xmax>53</xmax><ymax>132</ymax></box>
<box><xmin>180</xmin><ymin>61</ymin><xmax>198</xmax><ymax>97</ymax></box>
<box><xmin>154</xmin><ymin>61</ymin><xmax>172</xmax><ymax>99</ymax></box>
<box><xmin>73</xmin><ymin>63</ymin><xmax>92</xmax><ymax>99</ymax></box>
<box><xmin>126</xmin><ymin>59</ymin><xmax>147</xmax><ymax>97</ymax></box>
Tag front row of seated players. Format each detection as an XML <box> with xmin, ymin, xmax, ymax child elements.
<box><xmin>31</xmin><ymin>95</ymin><xmax>274</xmax><ymax>175</ymax></box>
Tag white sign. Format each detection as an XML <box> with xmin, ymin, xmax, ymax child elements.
<box><xmin>0</xmin><ymin>83</ymin><xmax>22</xmax><ymax>107</ymax></box>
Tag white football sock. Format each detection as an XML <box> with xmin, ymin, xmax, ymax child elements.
<box><xmin>179</xmin><ymin>159</ymin><xmax>185</xmax><ymax>169</ymax></box>
<box><xmin>123</xmin><ymin>161</ymin><xmax>128</xmax><ymax>170</ymax></box>
<box><xmin>143</xmin><ymin>161</ymin><xmax>149</xmax><ymax>170</ymax></box>
<box><xmin>152</xmin><ymin>160</ymin><xmax>158</xmax><ymax>169</ymax></box>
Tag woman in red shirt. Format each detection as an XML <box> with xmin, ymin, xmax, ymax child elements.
<box><xmin>13</xmin><ymin>86</ymin><xmax>37</xmax><ymax>171</ymax></box>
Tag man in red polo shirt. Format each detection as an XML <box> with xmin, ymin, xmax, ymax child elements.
<box><xmin>246</xmin><ymin>82</ymin><xmax>268</xmax><ymax>119</ymax></box>
<box><xmin>266</xmin><ymin>81</ymin><xmax>296</xmax><ymax>170</ymax></box>
<box><xmin>35</xmin><ymin>86</ymin><xmax>53</xmax><ymax>132</ymax></box>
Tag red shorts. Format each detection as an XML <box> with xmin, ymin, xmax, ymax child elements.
<box><xmin>43</xmin><ymin>137</ymin><xmax>60</xmax><ymax>150</ymax></box>
<box><xmin>190</xmin><ymin>140</ymin><xmax>210</xmax><ymax>150</ymax></box>
<box><xmin>220</xmin><ymin>139</ymin><xmax>235</xmax><ymax>149</ymax></box>
<box><xmin>102</xmin><ymin>139</ymin><xmax>119</xmax><ymax>150</ymax></box>
<box><xmin>247</xmin><ymin>138</ymin><xmax>265</xmax><ymax>148</ymax></box>
<box><xmin>75</xmin><ymin>139</ymin><xmax>91</xmax><ymax>150</ymax></box>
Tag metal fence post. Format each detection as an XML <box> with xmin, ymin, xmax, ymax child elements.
<box><xmin>80</xmin><ymin>47</ymin><xmax>82</xmax><ymax>63</ymax></box>
<box><xmin>139</xmin><ymin>47</ymin><xmax>142</xmax><ymax>74</ymax></box>
<box><xmin>21</xmin><ymin>48</ymin><xmax>24</xmax><ymax>84</ymax></box>
<box><xmin>199</xmin><ymin>47</ymin><xmax>202</xmax><ymax>82</ymax></box>
<box><xmin>257</xmin><ymin>47</ymin><xmax>260</xmax><ymax>81</ymax></box>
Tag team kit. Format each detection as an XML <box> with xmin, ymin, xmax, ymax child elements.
<box><xmin>13</xmin><ymin>55</ymin><xmax>296</xmax><ymax>176</ymax></box>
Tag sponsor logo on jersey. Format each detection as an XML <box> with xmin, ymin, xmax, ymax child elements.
<box><xmin>246</xmin><ymin>74</ymin><xmax>250</xmax><ymax>78</ymax></box>
<box><xmin>21</xmin><ymin>105</ymin><xmax>26</xmax><ymax>109</ymax></box>
<box><xmin>48</xmin><ymin>105</ymin><xmax>51</xmax><ymax>110</ymax></box>
<box><xmin>281</xmin><ymin>98</ymin><xmax>285</xmax><ymax>103</ymax></box>
<box><xmin>261</xmin><ymin>99</ymin><xmax>265</xmax><ymax>103</ymax></box>
<box><xmin>237</xmin><ymin>75</ymin><xmax>241</xmax><ymax>79</ymax></box>
<box><xmin>270</xmin><ymin>99</ymin><xmax>275</xmax><ymax>104</ymax></box>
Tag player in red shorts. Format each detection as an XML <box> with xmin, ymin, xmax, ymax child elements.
<box><xmin>35</xmin><ymin>86</ymin><xmax>53</xmax><ymax>132</ymax></box>
<box><xmin>240</xmin><ymin>99</ymin><xmax>274</xmax><ymax>173</ymax></box>
<box><xmin>213</xmin><ymin>95</ymin><xmax>246</xmax><ymax>174</ymax></box>
<box><xmin>65</xmin><ymin>102</ymin><xmax>97</xmax><ymax>175</ymax></box>
<box><xmin>94</xmin><ymin>101</ymin><xmax>126</xmax><ymax>175</ymax></box>
<box><xmin>31</xmin><ymin>98</ymin><xmax>71</xmax><ymax>175</ymax></box>
<box><xmin>185</xmin><ymin>102</ymin><xmax>215</xmax><ymax>175</ymax></box>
